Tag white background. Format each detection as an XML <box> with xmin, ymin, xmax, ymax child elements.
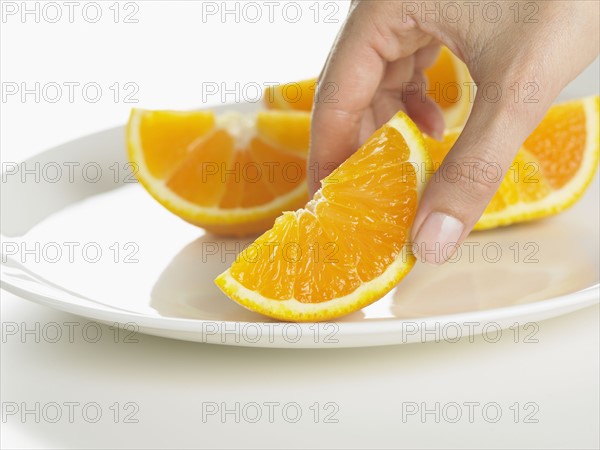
<box><xmin>1</xmin><ymin>1</ymin><xmax>599</xmax><ymax>448</ymax></box>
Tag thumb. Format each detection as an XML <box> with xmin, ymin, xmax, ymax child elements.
<box><xmin>411</xmin><ymin>76</ymin><xmax>555</xmax><ymax>264</ymax></box>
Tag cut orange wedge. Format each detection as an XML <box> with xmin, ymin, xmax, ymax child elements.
<box><xmin>127</xmin><ymin>109</ymin><xmax>311</xmax><ymax>236</ymax></box>
<box><xmin>425</xmin><ymin>96</ymin><xmax>599</xmax><ymax>229</ymax></box>
<box><xmin>215</xmin><ymin>111</ymin><xmax>432</xmax><ymax>321</ymax></box>
<box><xmin>424</xmin><ymin>46</ymin><xmax>473</xmax><ymax>129</ymax></box>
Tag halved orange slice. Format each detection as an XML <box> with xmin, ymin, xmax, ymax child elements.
<box><xmin>127</xmin><ymin>109</ymin><xmax>311</xmax><ymax>236</ymax></box>
<box><xmin>425</xmin><ymin>96</ymin><xmax>599</xmax><ymax>229</ymax></box>
<box><xmin>424</xmin><ymin>46</ymin><xmax>473</xmax><ymax>129</ymax></box>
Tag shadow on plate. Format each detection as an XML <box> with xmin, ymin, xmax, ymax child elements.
<box><xmin>388</xmin><ymin>219</ymin><xmax>599</xmax><ymax>318</ymax></box>
<box><xmin>149</xmin><ymin>233</ymin><xmax>367</xmax><ymax>322</ymax></box>
<box><xmin>150</xmin><ymin>234</ymin><xmax>270</xmax><ymax>321</ymax></box>
<box><xmin>150</xmin><ymin>216</ymin><xmax>598</xmax><ymax>322</ymax></box>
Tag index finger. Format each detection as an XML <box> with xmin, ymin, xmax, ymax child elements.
<box><xmin>307</xmin><ymin>6</ymin><xmax>387</xmax><ymax>194</ymax></box>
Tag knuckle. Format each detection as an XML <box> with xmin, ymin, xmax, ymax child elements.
<box><xmin>441</xmin><ymin>155</ymin><xmax>502</xmax><ymax>202</ymax></box>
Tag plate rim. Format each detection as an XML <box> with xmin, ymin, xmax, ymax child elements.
<box><xmin>2</xmin><ymin>276</ymin><xmax>598</xmax><ymax>338</ymax></box>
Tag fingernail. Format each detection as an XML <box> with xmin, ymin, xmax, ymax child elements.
<box><xmin>413</xmin><ymin>212</ymin><xmax>464</xmax><ymax>265</ymax></box>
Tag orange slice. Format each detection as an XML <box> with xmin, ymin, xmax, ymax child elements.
<box><xmin>424</xmin><ymin>96</ymin><xmax>599</xmax><ymax>230</ymax></box>
<box><xmin>127</xmin><ymin>109</ymin><xmax>311</xmax><ymax>236</ymax></box>
<box><xmin>215</xmin><ymin>111</ymin><xmax>432</xmax><ymax>321</ymax></box>
<box><xmin>424</xmin><ymin>46</ymin><xmax>473</xmax><ymax>129</ymax></box>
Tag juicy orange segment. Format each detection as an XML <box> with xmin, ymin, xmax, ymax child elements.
<box><xmin>127</xmin><ymin>109</ymin><xmax>310</xmax><ymax>236</ymax></box>
<box><xmin>424</xmin><ymin>96</ymin><xmax>599</xmax><ymax>229</ymax></box>
<box><xmin>264</xmin><ymin>79</ymin><xmax>317</xmax><ymax>112</ymax></box>
<box><xmin>140</xmin><ymin>111</ymin><xmax>215</xmax><ymax>179</ymax></box>
<box><xmin>216</xmin><ymin>111</ymin><xmax>432</xmax><ymax>321</ymax></box>
<box><xmin>424</xmin><ymin>46</ymin><xmax>473</xmax><ymax>129</ymax></box>
<box><xmin>166</xmin><ymin>129</ymin><xmax>234</xmax><ymax>206</ymax></box>
<box><xmin>523</xmin><ymin>99</ymin><xmax>587</xmax><ymax>189</ymax></box>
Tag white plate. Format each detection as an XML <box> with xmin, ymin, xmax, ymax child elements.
<box><xmin>2</xmin><ymin>102</ymin><xmax>599</xmax><ymax>348</ymax></box>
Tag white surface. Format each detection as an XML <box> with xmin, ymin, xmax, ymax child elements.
<box><xmin>1</xmin><ymin>292</ymin><xmax>599</xmax><ymax>449</ymax></box>
<box><xmin>2</xmin><ymin>0</ymin><xmax>599</xmax><ymax>447</ymax></box>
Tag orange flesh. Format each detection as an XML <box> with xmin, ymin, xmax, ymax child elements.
<box><xmin>249</xmin><ymin>138</ymin><xmax>307</xmax><ymax>196</ymax></box>
<box><xmin>257</xmin><ymin>110</ymin><xmax>311</xmax><ymax>151</ymax></box>
<box><xmin>424</xmin><ymin>101</ymin><xmax>588</xmax><ymax>213</ymax></box>
<box><xmin>264</xmin><ymin>79</ymin><xmax>316</xmax><ymax>112</ymax></box>
<box><xmin>166</xmin><ymin>130</ymin><xmax>234</xmax><ymax>206</ymax></box>
<box><xmin>140</xmin><ymin>111</ymin><xmax>215</xmax><ymax>179</ymax></box>
<box><xmin>229</xmin><ymin>125</ymin><xmax>417</xmax><ymax>303</ymax></box>
<box><xmin>424</xmin><ymin>47</ymin><xmax>459</xmax><ymax>110</ymax></box>
<box><xmin>523</xmin><ymin>102</ymin><xmax>586</xmax><ymax>189</ymax></box>
<box><xmin>137</xmin><ymin>111</ymin><xmax>309</xmax><ymax>211</ymax></box>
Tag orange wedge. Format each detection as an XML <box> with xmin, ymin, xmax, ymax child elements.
<box><xmin>425</xmin><ymin>96</ymin><xmax>599</xmax><ymax>230</ymax></box>
<box><xmin>215</xmin><ymin>111</ymin><xmax>432</xmax><ymax>321</ymax></box>
<box><xmin>127</xmin><ymin>109</ymin><xmax>311</xmax><ymax>236</ymax></box>
<box><xmin>423</xmin><ymin>46</ymin><xmax>473</xmax><ymax>129</ymax></box>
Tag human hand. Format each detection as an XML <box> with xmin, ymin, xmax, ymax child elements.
<box><xmin>308</xmin><ymin>0</ymin><xmax>599</xmax><ymax>263</ymax></box>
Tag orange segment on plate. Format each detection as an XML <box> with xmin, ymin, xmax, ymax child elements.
<box><xmin>264</xmin><ymin>47</ymin><xmax>473</xmax><ymax>129</ymax></box>
<box><xmin>424</xmin><ymin>46</ymin><xmax>473</xmax><ymax>129</ymax></box>
<box><xmin>424</xmin><ymin>96</ymin><xmax>599</xmax><ymax>230</ymax></box>
<box><xmin>127</xmin><ymin>109</ymin><xmax>311</xmax><ymax>236</ymax></box>
<box><xmin>215</xmin><ymin>111</ymin><xmax>432</xmax><ymax>322</ymax></box>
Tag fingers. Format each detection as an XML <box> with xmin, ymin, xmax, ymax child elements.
<box><xmin>408</xmin><ymin>44</ymin><xmax>445</xmax><ymax>138</ymax></box>
<box><xmin>307</xmin><ymin>7</ymin><xmax>386</xmax><ymax>195</ymax></box>
<box><xmin>370</xmin><ymin>56</ymin><xmax>415</xmax><ymax>128</ymax></box>
<box><xmin>404</xmin><ymin>71</ymin><xmax>445</xmax><ymax>139</ymax></box>
<box><xmin>411</xmin><ymin>77</ymin><xmax>555</xmax><ymax>264</ymax></box>
<box><xmin>308</xmin><ymin>2</ymin><xmax>432</xmax><ymax>195</ymax></box>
